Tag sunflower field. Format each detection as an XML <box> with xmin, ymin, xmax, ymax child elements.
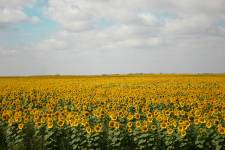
<box><xmin>0</xmin><ymin>74</ymin><xmax>225</xmax><ymax>150</ymax></box>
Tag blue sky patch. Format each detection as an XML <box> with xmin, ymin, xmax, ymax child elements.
<box><xmin>95</xmin><ymin>18</ymin><xmax>114</xmax><ymax>29</ymax></box>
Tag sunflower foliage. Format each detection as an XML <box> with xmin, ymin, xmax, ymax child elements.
<box><xmin>6</xmin><ymin>124</ymin><xmax>24</xmax><ymax>149</ymax></box>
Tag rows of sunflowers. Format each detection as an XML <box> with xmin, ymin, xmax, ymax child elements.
<box><xmin>0</xmin><ymin>74</ymin><xmax>225</xmax><ymax>150</ymax></box>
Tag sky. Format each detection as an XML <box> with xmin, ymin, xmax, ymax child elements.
<box><xmin>0</xmin><ymin>0</ymin><xmax>225</xmax><ymax>75</ymax></box>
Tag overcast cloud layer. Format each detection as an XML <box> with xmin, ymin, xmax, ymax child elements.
<box><xmin>0</xmin><ymin>0</ymin><xmax>225</xmax><ymax>75</ymax></box>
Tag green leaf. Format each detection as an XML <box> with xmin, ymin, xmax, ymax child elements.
<box><xmin>71</xmin><ymin>133</ymin><xmax>76</xmax><ymax>139</ymax></box>
<box><xmin>114</xmin><ymin>130</ymin><xmax>120</xmax><ymax>136</ymax></box>
<box><xmin>140</xmin><ymin>133</ymin><xmax>149</xmax><ymax>138</ymax></box>
<box><xmin>138</xmin><ymin>139</ymin><xmax>146</xmax><ymax>145</ymax></box>
<box><xmin>216</xmin><ymin>145</ymin><xmax>222</xmax><ymax>150</ymax></box>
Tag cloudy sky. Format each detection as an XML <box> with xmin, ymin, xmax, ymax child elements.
<box><xmin>0</xmin><ymin>0</ymin><xmax>225</xmax><ymax>75</ymax></box>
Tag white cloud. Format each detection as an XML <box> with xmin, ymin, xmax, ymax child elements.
<box><xmin>0</xmin><ymin>46</ymin><xmax>16</xmax><ymax>56</ymax></box>
<box><xmin>47</xmin><ymin>0</ymin><xmax>94</xmax><ymax>32</ymax></box>
<box><xmin>138</xmin><ymin>13</ymin><xmax>158</xmax><ymax>25</ymax></box>
<box><xmin>0</xmin><ymin>8</ymin><xmax>29</xmax><ymax>24</ymax></box>
<box><xmin>0</xmin><ymin>0</ymin><xmax>38</xmax><ymax>28</ymax></box>
<box><xmin>36</xmin><ymin>38</ymin><xmax>67</xmax><ymax>52</ymax></box>
<box><xmin>0</xmin><ymin>0</ymin><xmax>34</xmax><ymax>8</ymax></box>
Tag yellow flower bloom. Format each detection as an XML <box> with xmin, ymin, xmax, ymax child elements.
<box><xmin>8</xmin><ymin>119</ymin><xmax>13</xmax><ymax>126</ymax></box>
<box><xmin>110</xmin><ymin>114</ymin><xmax>117</xmax><ymax>121</ymax></box>
<box><xmin>217</xmin><ymin>126</ymin><xmax>225</xmax><ymax>135</ymax></box>
<box><xmin>180</xmin><ymin>130</ymin><xmax>186</xmax><ymax>137</ymax></box>
<box><xmin>127</xmin><ymin>121</ymin><xmax>133</xmax><ymax>128</ymax></box>
<box><xmin>94</xmin><ymin>124</ymin><xmax>102</xmax><ymax>133</ymax></box>
<box><xmin>127</xmin><ymin>114</ymin><xmax>133</xmax><ymax>121</ymax></box>
<box><xmin>109</xmin><ymin>121</ymin><xmax>115</xmax><ymax>128</ymax></box>
<box><xmin>135</xmin><ymin>113</ymin><xmax>141</xmax><ymax>120</ymax></box>
<box><xmin>206</xmin><ymin>120</ymin><xmax>212</xmax><ymax>129</ymax></box>
<box><xmin>18</xmin><ymin>123</ymin><xmax>24</xmax><ymax>130</ymax></box>
<box><xmin>47</xmin><ymin>120</ymin><xmax>54</xmax><ymax>129</ymax></box>
<box><xmin>167</xmin><ymin>128</ymin><xmax>173</xmax><ymax>135</ymax></box>
<box><xmin>151</xmin><ymin>125</ymin><xmax>157</xmax><ymax>131</ymax></box>
<box><xmin>114</xmin><ymin>122</ymin><xmax>120</xmax><ymax>129</ymax></box>
<box><xmin>57</xmin><ymin>120</ymin><xmax>64</xmax><ymax>127</ymax></box>
<box><xmin>128</xmin><ymin>127</ymin><xmax>132</xmax><ymax>133</ymax></box>
<box><xmin>86</xmin><ymin>127</ymin><xmax>92</xmax><ymax>134</ymax></box>
<box><xmin>141</xmin><ymin>125</ymin><xmax>148</xmax><ymax>132</ymax></box>
<box><xmin>160</xmin><ymin>122</ymin><xmax>167</xmax><ymax>129</ymax></box>
<box><xmin>135</xmin><ymin>121</ymin><xmax>141</xmax><ymax>128</ymax></box>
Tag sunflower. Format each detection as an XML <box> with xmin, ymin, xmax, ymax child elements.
<box><xmin>194</xmin><ymin>110</ymin><xmax>201</xmax><ymax>117</ymax></box>
<box><xmin>83</xmin><ymin>111</ymin><xmax>89</xmax><ymax>117</ymax></box>
<box><xmin>160</xmin><ymin>122</ymin><xmax>167</xmax><ymax>129</ymax></box>
<box><xmin>118</xmin><ymin>111</ymin><xmax>124</xmax><ymax>117</ymax></box>
<box><xmin>171</xmin><ymin>120</ymin><xmax>177</xmax><ymax>127</ymax></box>
<box><xmin>141</xmin><ymin>125</ymin><xmax>148</xmax><ymax>132</ymax></box>
<box><xmin>41</xmin><ymin>117</ymin><xmax>46</xmax><ymax>124</ymax></box>
<box><xmin>151</xmin><ymin>125</ymin><xmax>157</xmax><ymax>131</ymax></box>
<box><xmin>214</xmin><ymin>119</ymin><xmax>220</xmax><ymax>125</ymax></box>
<box><xmin>167</xmin><ymin>127</ymin><xmax>173</xmax><ymax>135</ymax></box>
<box><xmin>94</xmin><ymin>124</ymin><xmax>102</xmax><ymax>133</ymax></box>
<box><xmin>114</xmin><ymin>122</ymin><xmax>120</xmax><ymax>129</ymax></box>
<box><xmin>127</xmin><ymin>114</ymin><xmax>133</xmax><ymax>121</ymax></box>
<box><xmin>109</xmin><ymin>121</ymin><xmax>115</xmax><ymax>128</ymax></box>
<box><xmin>100</xmin><ymin>113</ymin><xmax>105</xmax><ymax>118</ymax></box>
<box><xmin>2</xmin><ymin>113</ymin><xmax>9</xmax><ymax>121</ymax></box>
<box><xmin>217</xmin><ymin>126</ymin><xmax>225</xmax><ymax>135</ymax></box>
<box><xmin>156</xmin><ymin>115</ymin><xmax>162</xmax><ymax>122</ymax></box>
<box><xmin>198</xmin><ymin>117</ymin><xmax>206</xmax><ymax>124</ymax></box>
<box><xmin>142</xmin><ymin>121</ymin><xmax>148</xmax><ymax>126</ymax></box>
<box><xmin>36</xmin><ymin>122</ymin><xmax>42</xmax><ymax>128</ymax></box>
<box><xmin>47</xmin><ymin>121</ymin><xmax>53</xmax><ymax>129</ymax></box>
<box><xmin>194</xmin><ymin>118</ymin><xmax>200</xmax><ymax>125</ymax></box>
<box><xmin>180</xmin><ymin>130</ymin><xmax>186</xmax><ymax>137</ymax></box>
<box><xmin>206</xmin><ymin>120</ymin><xmax>212</xmax><ymax>129</ymax></box>
<box><xmin>183</xmin><ymin>124</ymin><xmax>188</xmax><ymax>130</ymax></box>
<box><xmin>18</xmin><ymin>123</ymin><xmax>24</xmax><ymax>130</ymax></box>
<box><xmin>127</xmin><ymin>122</ymin><xmax>133</xmax><ymax>128</ymax></box>
<box><xmin>165</xmin><ymin>110</ymin><xmax>171</xmax><ymax>116</ymax></box>
<box><xmin>147</xmin><ymin>112</ymin><xmax>153</xmax><ymax>118</ymax></box>
<box><xmin>135</xmin><ymin>121</ymin><xmax>141</xmax><ymax>128</ymax></box>
<box><xmin>128</xmin><ymin>127</ymin><xmax>132</xmax><ymax>133</ymax></box>
<box><xmin>73</xmin><ymin>120</ymin><xmax>79</xmax><ymax>127</ymax></box>
<box><xmin>23</xmin><ymin>116</ymin><xmax>30</xmax><ymax>123</ymax></box>
<box><xmin>147</xmin><ymin>118</ymin><xmax>153</xmax><ymax>124</ymax></box>
<box><xmin>14</xmin><ymin>115</ymin><xmax>21</xmax><ymax>122</ymax></box>
<box><xmin>110</xmin><ymin>114</ymin><xmax>117</xmax><ymax>121</ymax></box>
<box><xmin>86</xmin><ymin>127</ymin><xmax>92</xmax><ymax>134</ymax></box>
<box><xmin>57</xmin><ymin>120</ymin><xmax>64</xmax><ymax>127</ymax></box>
<box><xmin>178</xmin><ymin>125</ymin><xmax>184</xmax><ymax>131</ymax></box>
<box><xmin>8</xmin><ymin>119</ymin><xmax>13</xmax><ymax>127</ymax></box>
<box><xmin>135</xmin><ymin>113</ymin><xmax>141</xmax><ymax>120</ymax></box>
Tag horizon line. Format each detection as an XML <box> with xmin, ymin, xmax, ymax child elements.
<box><xmin>0</xmin><ymin>73</ymin><xmax>225</xmax><ymax>78</ymax></box>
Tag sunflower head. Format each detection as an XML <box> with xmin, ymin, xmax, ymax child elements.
<box><xmin>141</xmin><ymin>125</ymin><xmax>148</xmax><ymax>132</ymax></box>
<box><xmin>179</xmin><ymin>130</ymin><xmax>186</xmax><ymax>137</ymax></box>
<box><xmin>109</xmin><ymin>121</ymin><xmax>115</xmax><ymax>128</ymax></box>
<box><xmin>94</xmin><ymin>124</ymin><xmax>102</xmax><ymax>133</ymax></box>
<box><xmin>18</xmin><ymin>123</ymin><xmax>24</xmax><ymax>130</ymax></box>
<box><xmin>135</xmin><ymin>113</ymin><xmax>141</xmax><ymax>120</ymax></box>
<box><xmin>167</xmin><ymin>128</ymin><xmax>173</xmax><ymax>135</ymax></box>
<box><xmin>151</xmin><ymin>125</ymin><xmax>157</xmax><ymax>131</ymax></box>
<box><xmin>127</xmin><ymin>122</ymin><xmax>133</xmax><ymax>128</ymax></box>
<box><xmin>114</xmin><ymin>122</ymin><xmax>120</xmax><ymax>129</ymax></box>
<box><xmin>135</xmin><ymin>121</ymin><xmax>141</xmax><ymax>128</ymax></box>
<box><xmin>86</xmin><ymin>127</ymin><xmax>92</xmax><ymax>134</ymax></box>
<box><xmin>206</xmin><ymin>120</ymin><xmax>212</xmax><ymax>129</ymax></box>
